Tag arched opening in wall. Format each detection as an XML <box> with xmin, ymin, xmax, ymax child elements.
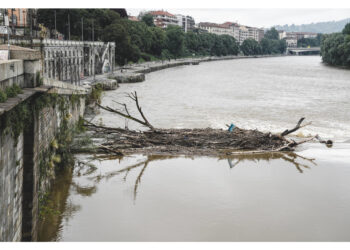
<box><xmin>95</xmin><ymin>54</ymin><xmax>101</xmax><ymax>75</ymax></box>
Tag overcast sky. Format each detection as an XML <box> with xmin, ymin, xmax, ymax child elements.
<box><xmin>126</xmin><ymin>8</ymin><xmax>350</xmax><ymax>28</ymax></box>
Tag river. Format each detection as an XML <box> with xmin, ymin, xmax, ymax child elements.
<box><xmin>38</xmin><ymin>56</ymin><xmax>350</xmax><ymax>241</ymax></box>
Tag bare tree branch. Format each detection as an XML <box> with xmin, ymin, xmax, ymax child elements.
<box><xmin>281</xmin><ymin>117</ymin><xmax>311</xmax><ymax>136</ymax></box>
<box><xmin>97</xmin><ymin>91</ymin><xmax>154</xmax><ymax>130</ymax></box>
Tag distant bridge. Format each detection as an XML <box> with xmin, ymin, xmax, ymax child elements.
<box><xmin>287</xmin><ymin>47</ymin><xmax>320</xmax><ymax>55</ymax></box>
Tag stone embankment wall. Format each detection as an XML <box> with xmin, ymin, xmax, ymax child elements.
<box><xmin>0</xmin><ymin>132</ymin><xmax>23</xmax><ymax>242</ymax></box>
<box><xmin>0</xmin><ymin>92</ymin><xmax>85</xmax><ymax>242</ymax></box>
<box><xmin>111</xmin><ymin>54</ymin><xmax>287</xmax><ymax>84</ymax></box>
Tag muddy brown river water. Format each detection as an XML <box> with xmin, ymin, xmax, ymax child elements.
<box><xmin>38</xmin><ymin>56</ymin><xmax>350</xmax><ymax>241</ymax></box>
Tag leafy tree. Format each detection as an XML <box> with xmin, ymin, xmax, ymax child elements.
<box><xmin>165</xmin><ymin>25</ymin><xmax>185</xmax><ymax>58</ymax></box>
<box><xmin>321</xmin><ymin>33</ymin><xmax>348</xmax><ymax>66</ymax></box>
<box><xmin>102</xmin><ymin>21</ymin><xmax>135</xmax><ymax>65</ymax></box>
<box><xmin>141</xmin><ymin>14</ymin><xmax>155</xmax><ymax>27</ymax></box>
<box><xmin>150</xmin><ymin>27</ymin><xmax>166</xmax><ymax>56</ymax></box>
<box><xmin>342</xmin><ymin>23</ymin><xmax>350</xmax><ymax>35</ymax></box>
<box><xmin>297</xmin><ymin>34</ymin><xmax>322</xmax><ymax>48</ymax></box>
<box><xmin>240</xmin><ymin>39</ymin><xmax>261</xmax><ymax>55</ymax></box>
<box><xmin>264</xmin><ymin>27</ymin><xmax>279</xmax><ymax>40</ymax></box>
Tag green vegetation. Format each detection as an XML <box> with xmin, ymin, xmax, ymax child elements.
<box><xmin>141</xmin><ymin>14</ymin><xmax>155</xmax><ymax>27</ymax></box>
<box><xmin>0</xmin><ymin>84</ymin><xmax>23</xmax><ymax>103</ymax></box>
<box><xmin>321</xmin><ymin>23</ymin><xmax>350</xmax><ymax>67</ymax></box>
<box><xmin>87</xmin><ymin>83</ymin><xmax>103</xmax><ymax>104</ymax></box>
<box><xmin>240</xmin><ymin>39</ymin><xmax>261</xmax><ymax>55</ymax></box>
<box><xmin>37</xmin><ymin>9</ymin><xmax>240</xmax><ymax>65</ymax></box>
<box><xmin>37</xmin><ymin>10</ymin><xmax>287</xmax><ymax>62</ymax></box>
<box><xmin>264</xmin><ymin>27</ymin><xmax>279</xmax><ymax>40</ymax></box>
<box><xmin>0</xmin><ymin>90</ymin><xmax>7</xmax><ymax>102</ymax></box>
<box><xmin>5</xmin><ymin>84</ymin><xmax>23</xmax><ymax>98</ymax></box>
<box><xmin>297</xmin><ymin>34</ymin><xmax>322</xmax><ymax>47</ymax></box>
<box><xmin>240</xmin><ymin>28</ymin><xmax>286</xmax><ymax>56</ymax></box>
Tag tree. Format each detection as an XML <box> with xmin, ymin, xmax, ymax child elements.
<box><xmin>321</xmin><ymin>33</ymin><xmax>346</xmax><ymax>66</ymax></box>
<box><xmin>141</xmin><ymin>14</ymin><xmax>155</xmax><ymax>27</ymax></box>
<box><xmin>343</xmin><ymin>23</ymin><xmax>350</xmax><ymax>35</ymax></box>
<box><xmin>260</xmin><ymin>38</ymin><xmax>272</xmax><ymax>54</ymax></box>
<box><xmin>165</xmin><ymin>25</ymin><xmax>185</xmax><ymax>58</ymax></box>
<box><xmin>240</xmin><ymin>39</ymin><xmax>261</xmax><ymax>55</ymax></box>
<box><xmin>150</xmin><ymin>27</ymin><xmax>166</xmax><ymax>56</ymax></box>
<box><xmin>102</xmin><ymin>21</ymin><xmax>137</xmax><ymax>65</ymax></box>
<box><xmin>264</xmin><ymin>27</ymin><xmax>279</xmax><ymax>40</ymax></box>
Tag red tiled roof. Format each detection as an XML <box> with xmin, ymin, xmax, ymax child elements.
<box><xmin>149</xmin><ymin>10</ymin><xmax>175</xmax><ymax>17</ymax></box>
<box><xmin>199</xmin><ymin>22</ymin><xmax>230</xmax><ymax>29</ymax></box>
<box><xmin>221</xmin><ymin>22</ymin><xmax>236</xmax><ymax>28</ymax></box>
<box><xmin>128</xmin><ymin>16</ymin><xmax>139</xmax><ymax>21</ymax></box>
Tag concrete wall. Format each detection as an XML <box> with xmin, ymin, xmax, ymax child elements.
<box><xmin>0</xmin><ymin>59</ymin><xmax>41</xmax><ymax>90</ymax></box>
<box><xmin>0</xmin><ymin>60</ymin><xmax>25</xmax><ymax>90</ymax></box>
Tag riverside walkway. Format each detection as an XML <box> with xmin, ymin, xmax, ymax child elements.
<box><xmin>81</xmin><ymin>54</ymin><xmax>287</xmax><ymax>87</ymax></box>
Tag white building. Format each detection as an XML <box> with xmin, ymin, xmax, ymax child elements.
<box><xmin>176</xmin><ymin>14</ymin><xmax>195</xmax><ymax>32</ymax></box>
<box><xmin>285</xmin><ymin>38</ymin><xmax>297</xmax><ymax>47</ymax></box>
<box><xmin>199</xmin><ymin>22</ymin><xmax>263</xmax><ymax>44</ymax></box>
<box><xmin>198</xmin><ymin>22</ymin><xmax>232</xmax><ymax>36</ymax></box>
<box><xmin>144</xmin><ymin>10</ymin><xmax>179</xmax><ymax>29</ymax></box>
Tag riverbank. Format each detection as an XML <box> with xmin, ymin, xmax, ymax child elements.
<box><xmin>110</xmin><ymin>54</ymin><xmax>288</xmax><ymax>84</ymax></box>
<box><xmin>80</xmin><ymin>54</ymin><xmax>288</xmax><ymax>88</ymax></box>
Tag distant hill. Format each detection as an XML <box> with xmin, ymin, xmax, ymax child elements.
<box><xmin>273</xmin><ymin>18</ymin><xmax>350</xmax><ymax>33</ymax></box>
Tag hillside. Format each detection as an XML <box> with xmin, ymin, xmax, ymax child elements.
<box><xmin>273</xmin><ymin>18</ymin><xmax>350</xmax><ymax>33</ymax></box>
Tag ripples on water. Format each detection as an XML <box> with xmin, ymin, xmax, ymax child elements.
<box><xmin>38</xmin><ymin>56</ymin><xmax>350</xmax><ymax>241</ymax></box>
<box><xmin>95</xmin><ymin>56</ymin><xmax>350</xmax><ymax>141</ymax></box>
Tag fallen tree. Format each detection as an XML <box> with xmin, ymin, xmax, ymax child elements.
<box><xmin>81</xmin><ymin>91</ymin><xmax>333</xmax><ymax>157</ymax></box>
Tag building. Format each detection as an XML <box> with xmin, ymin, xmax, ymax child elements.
<box><xmin>198</xmin><ymin>22</ymin><xmax>233</xmax><ymax>36</ymax></box>
<box><xmin>285</xmin><ymin>38</ymin><xmax>297</xmax><ymax>48</ymax></box>
<box><xmin>0</xmin><ymin>9</ymin><xmax>37</xmax><ymax>36</ymax></box>
<box><xmin>176</xmin><ymin>14</ymin><xmax>195</xmax><ymax>32</ymax></box>
<box><xmin>199</xmin><ymin>21</ymin><xmax>264</xmax><ymax>44</ymax></box>
<box><xmin>145</xmin><ymin>10</ymin><xmax>179</xmax><ymax>29</ymax></box>
<box><xmin>278</xmin><ymin>31</ymin><xmax>318</xmax><ymax>40</ymax></box>
<box><xmin>128</xmin><ymin>16</ymin><xmax>139</xmax><ymax>22</ymax></box>
<box><xmin>277</xmin><ymin>30</ymin><xmax>318</xmax><ymax>48</ymax></box>
<box><xmin>247</xmin><ymin>26</ymin><xmax>264</xmax><ymax>42</ymax></box>
<box><xmin>238</xmin><ymin>25</ymin><xmax>249</xmax><ymax>44</ymax></box>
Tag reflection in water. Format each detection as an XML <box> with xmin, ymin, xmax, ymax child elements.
<box><xmin>84</xmin><ymin>152</ymin><xmax>316</xmax><ymax>202</ymax></box>
<box><xmin>37</xmin><ymin>146</ymin><xmax>350</xmax><ymax>241</ymax></box>
<box><xmin>226</xmin><ymin>152</ymin><xmax>316</xmax><ymax>173</ymax></box>
<box><xmin>37</xmin><ymin>161</ymin><xmax>97</xmax><ymax>241</ymax></box>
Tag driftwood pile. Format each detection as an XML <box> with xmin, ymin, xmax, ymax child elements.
<box><xmin>82</xmin><ymin>91</ymin><xmax>332</xmax><ymax>157</ymax></box>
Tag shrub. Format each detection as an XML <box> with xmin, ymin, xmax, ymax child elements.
<box><xmin>87</xmin><ymin>83</ymin><xmax>103</xmax><ymax>104</ymax></box>
<box><xmin>0</xmin><ymin>90</ymin><xmax>7</xmax><ymax>102</ymax></box>
<box><xmin>12</xmin><ymin>84</ymin><xmax>23</xmax><ymax>94</ymax></box>
<box><xmin>5</xmin><ymin>84</ymin><xmax>23</xmax><ymax>98</ymax></box>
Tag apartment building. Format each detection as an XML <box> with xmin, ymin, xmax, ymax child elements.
<box><xmin>198</xmin><ymin>22</ymin><xmax>232</xmax><ymax>36</ymax></box>
<box><xmin>144</xmin><ymin>10</ymin><xmax>179</xmax><ymax>29</ymax></box>
<box><xmin>278</xmin><ymin>31</ymin><xmax>318</xmax><ymax>40</ymax></box>
<box><xmin>176</xmin><ymin>14</ymin><xmax>195</xmax><ymax>32</ymax></box>
<box><xmin>0</xmin><ymin>9</ymin><xmax>37</xmax><ymax>36</ymax></box>
<box><xmin>199</xmin><ymin>21</ymin><xmax>264</xmax><ymax>44</ymax></box>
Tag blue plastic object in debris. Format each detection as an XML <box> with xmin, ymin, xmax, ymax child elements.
<box><xmin>228</xmin><ymin>123</ymin><xmax>235</xmax><ymax>132</ymax></box>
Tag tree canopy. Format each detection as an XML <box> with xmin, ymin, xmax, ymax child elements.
<box><xmin>37</xmin><ymin>9</ymin><xmax>286</xmax><ymax>65</ymax></box>
<box><xmin>264</xmin><ymin>27</ymin><xmax>279</xmax><ymax>40</ymax></box>
<box><xmin>141</xmin><ymin>14</ymin><xmax>155</xmax><ymax>27</ymax></box>
<box><xmin>240</xmin><ymin>39</ymin><xmax>261</xmax><ymax>55</ymax></box>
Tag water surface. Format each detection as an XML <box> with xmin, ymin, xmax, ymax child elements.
<box><xmin>39</xmin><ymin>56</ymin><xmax>350</xmax><ymax>241</ymax></box>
